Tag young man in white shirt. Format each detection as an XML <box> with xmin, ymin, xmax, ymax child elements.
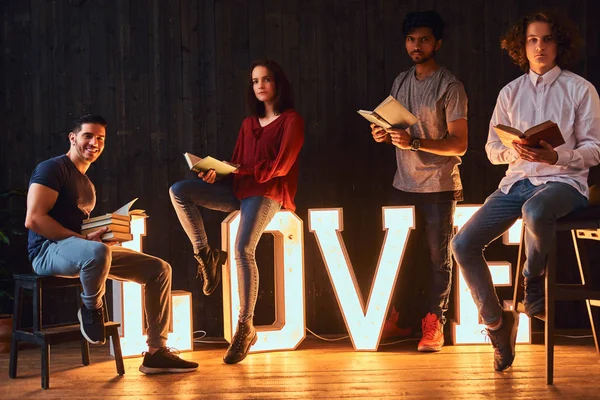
<box><xmin>451</xmin><ymin>12</ymin><xmax>600</xmax><ymax>371</ymax></box>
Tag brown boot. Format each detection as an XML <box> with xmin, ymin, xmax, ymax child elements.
<box><xmin>223</xmin><ymin>320</ymin><xmax>257</xmax><ymax>364</ymax></box>
<box><xmin>194</xmin><ymin>247</ymin><xmax>227</xmax><ymax>296</ymax></box>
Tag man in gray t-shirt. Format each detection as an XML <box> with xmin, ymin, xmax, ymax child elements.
<box><xmin>371</xmin><ymin>11</ymin><xmax>468</xmax><ymax>352</ymax></box>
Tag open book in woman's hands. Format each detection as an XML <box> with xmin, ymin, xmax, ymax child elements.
<box><xmin>183</xmin><ymin>152</ymin><xmax>239</xmax><ymax>179</ymax></box>
<box><xmin>493</xmin><ymin>120</ymin><xmax>565</xmax><ymax>149</ymax></box>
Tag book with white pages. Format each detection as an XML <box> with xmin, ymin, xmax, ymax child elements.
<box><xmin>357</xmin><ymin>95</ymin><xmax>418</xmax><ymax>130</ymax></box>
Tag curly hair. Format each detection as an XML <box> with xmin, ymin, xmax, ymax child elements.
<box><xmin>246</xmin><ymin>59</ymin><xmax>294</xmax><ymax>118</ymax></box>
<box><xmin>501</xmin><ymin>11</ymin><xmax>582</xmax><ymax>72</ymax></box>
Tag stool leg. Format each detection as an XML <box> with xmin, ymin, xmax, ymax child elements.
<box><xmin>41</xmin><ymin>338</ymin><xmax>50</xmax><ymax>390</ymax></box>
<box><xmin>512</xmin><ymin>225</ymin><xmax>526</xmax><ymax>309</ymax></box>
<box><xmin>9</xmin><ymin>335</ymin><xmax>19</xmax><ymax>379</ymax></box>
<box><xmin>586</xmin><ymin>301</ymin><xmax>600</xmax><ymax>352</ymax></box>
<box><xmin>77</xmin><ymin>285</ymin><xmax>91</xmax><ymax>366</ymax></box>
<box><xmin>110</xmin><ymin>329</ymin><xmax>125</xmax><ymax>375</ymax></box>
<box><xmin>81</xmin><ymin>339</ymin><xmax>90</xmax><ymax>366</ymax></box>
<box><xmin>8</xmin><ymin>281</ymin><xmax>23</xmax><ymax>379</ymax></box>
<box><xmin>33</xmin><ymin>280</ymin><xmax>42</xmax><ymax>332</ymax></box>
<box><xmin>571</xmin><ymin>231</ymin><xmax>600</xmax><ymax>353</ymax></box>
<box><xmin>545</xmin><ymin>238</ymin><xmax>557</xmax><ymax>385</ymax></box>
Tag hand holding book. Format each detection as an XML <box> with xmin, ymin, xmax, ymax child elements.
<box><xmin>493</xmin><ymin>120</ymin><xmax>564</xmax><ymax>149</ymax></box>
<box><xmin>358</xmin><ymin>96</ymin><xmax>418</xmax><ymax>130</ymax></box>
<box><xmin>84</xmin><ymin>226</ymin><xmax>109</xmax><ymax>242</ymax></box>
<box><xmin>81</xmin><ymin>198</ymin><xmax>144</xmax><ymax>243</ymax></box>
<box><xmin>183</xmin><ymin>152</ymin><xmax>239</xmax><ymax>181</ymax></box>
<box><xmin>513</xmin><ymin>140</ymin><xmax>559</xmax><ymax>165</ymax></box>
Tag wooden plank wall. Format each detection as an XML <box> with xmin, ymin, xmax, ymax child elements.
<box><xmin>1</xmin><ymin>0</ymin><xmax>600</xmax><ymax>334</ymax></box>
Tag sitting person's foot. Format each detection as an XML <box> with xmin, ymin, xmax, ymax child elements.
<box><xmin>523</xmin><ymin>275</ymin><xmax>545</xmax><ymax>317</ymax></box>
<box><xmin>139</xmin><ymin>347</ymin><xmax>199</xmax><ymax>374</ymax></box>
<box><xmin>78</xmin><ymin>305</ymin><xmax>106</xmax><ymax>345</ymax></box>
<box><xmin>194</xmin><ymin>247</ymin><xmax>227</xmax><ymax>296</ymax></box>
<box><xmin>223</xmin><ymin>320</ymin><xmax>257</xmax><ymax>364</ymax></box>
<box><xmin>381</xmin><ymin>306</ymin><xmax>413</xmax><ymax>340</ymax></box>
<box><xmin>485</xmin><ymin>310</ymin><xmax>519</xmax><ymax>371</ymax></box>
<box><xmin>418</xmin><ymin>312</ymin><xmax>444</xmax><ymax>352</ymax></box>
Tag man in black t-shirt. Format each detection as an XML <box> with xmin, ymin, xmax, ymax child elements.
<box><xmin>26</xmin><ymin>114</ymin><xmax>197</xmax><ymax>375</ymax></box>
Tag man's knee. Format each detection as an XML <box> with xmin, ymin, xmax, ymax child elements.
<box><xmin>522</xmin><ymin>201</ymin><xmax>552</xmax><ymax>229</ymax></box>
<box><xmin>451</xmin><ymin>231</ymin><xmax>471</xmax><ymax>263</ymax></box>
<box><xmin>160</xmin><ymin>260</ymin><xmax>172</xmax><ymax>277</ymax></box>
<box><xmin>84</xmin><ymin>241</ymin><xmax>112</xmax><ymax>269</ymax></box>
<box><xmin>148</xmin><ymin>257</ymin><xmax>172</xmax><ymax>278</ymax></box>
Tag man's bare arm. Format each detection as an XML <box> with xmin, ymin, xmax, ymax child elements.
<box><xmin>25</xmin><ymin>183</ymin><xmax>94</xmax><ymax>240</ymax></box>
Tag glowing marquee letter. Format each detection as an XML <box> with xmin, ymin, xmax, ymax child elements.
<box><xmin>452</xmin><ymin>205</ymin><xmax>531</xmax><ymax>344</ymax></box>
<box><xmin>111</xmin><ymin>215</ymin><xmax>193</xmax><ymax>357</ymax></box>
<box><xmin>309</xmin><ymin>207</ymin><xmax>414</xmax><ymax>351</ymax></box>
<box><xmin>221</xmin><ymin>210</ymin><xmax>305</xmax><ymax>352</ymax></box>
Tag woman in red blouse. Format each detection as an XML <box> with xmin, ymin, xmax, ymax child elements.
<box><xmin>170</xmin><ymin>60</ymin><xmax>304</xmax><ymax>364</ymax></box>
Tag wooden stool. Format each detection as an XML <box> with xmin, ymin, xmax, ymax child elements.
<box><xmin>513</xmin><ymin>206</ymin><xmax>600</xmax><ymax>384</ymax></box>
<box><xmin>8</xmin><ymin>273</ymin><xmax>125</xmax><ymax>389</ymax></box>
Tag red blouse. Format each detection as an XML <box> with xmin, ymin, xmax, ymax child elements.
<box><xmin>231</xmin><ymin>109</ymin><xmax>304</xmax><ymax>211</ymax></box>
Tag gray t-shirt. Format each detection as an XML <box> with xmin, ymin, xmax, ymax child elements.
<box><xmin>390</xmin><ymin>66</ymin><xmax>468</xmax><ymax>194</ymax></box>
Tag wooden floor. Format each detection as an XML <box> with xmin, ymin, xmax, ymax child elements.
<box><xmin>1</xmin><ymin>335</ymin><xmax>600</xmax><ymax>399</ymax></box>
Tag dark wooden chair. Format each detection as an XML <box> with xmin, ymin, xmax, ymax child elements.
<box><xmin>513</xmin><ymin>206</ymin><xmax>600</xmax><ymax>384</ymax></box>
<box><xmin>8</xmin><ymin>273</ymin><xmax>125</xmax><ymax>389</ymax></box>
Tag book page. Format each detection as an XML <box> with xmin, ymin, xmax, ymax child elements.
<box><xmin>523</xmin><ymin>120</ymin><xmax>555</xmax><ymax>137</ymax></box>
<box><xmin>184</xmin><ymin>152</ymin><xmax>202</xmax><ymax>170</ymax></box>
<box><xmin>113</xmin><ymin>198</ymin><xmax>138</xmax><ymax>216</ymax></box>
<box><xmin>493</xmin><ymin>125</ymin><xmax>523</xmax><ymax>149</ymax></box>
<box><xmin>191</xmin><ymin>156</ymin><xmax>238</xmax><ymax>176</ymax></box>
<box><xmin>357</xmin><ymin>110</ymin><xmax>392</xmax><ymax>129</ymax></box>
<box><xmin>374</xmin><ymin>95</ymin><xmax>418</xmax><ymax>129</ymax></box>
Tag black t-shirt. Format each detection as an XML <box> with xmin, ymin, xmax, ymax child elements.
<box><xmin>27</xmin><ymin>155</ymin><xmax>96</xmax><ymax>260</ymax></box>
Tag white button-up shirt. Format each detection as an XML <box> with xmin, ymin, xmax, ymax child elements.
<box><xmin>486</xmin><ymin>66</ymin><xmax>600</xmax><ymax>197</ymax></box>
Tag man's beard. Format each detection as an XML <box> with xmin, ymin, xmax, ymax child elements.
<box><xmin>411</xmin><ymin>51</ymin><xmax>435</xmax><ymax>64</ymax></box>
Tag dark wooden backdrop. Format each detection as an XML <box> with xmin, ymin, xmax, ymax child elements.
<box><xmin>2</xmin><ymin>0</ymin><xmax>600</xmax><ymax>335</ymax></box>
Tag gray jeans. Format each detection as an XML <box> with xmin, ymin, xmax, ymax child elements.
<box><xmin>169</xmin><ymin>179</ymin><xmax>281</xmax><ymax>322</ymax></box>
<box><xmin>32</xmin><ymin>237</ymin><xmax>172</xmax><ymax>348</ymax></box>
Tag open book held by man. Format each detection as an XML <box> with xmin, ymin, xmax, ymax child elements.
<box><xmin>357</xmin><ymin>95</ymin><xmax>419</xmax><ymax>130</ymax></box>
<box><xmin>493</xmin><ymin>120</ymin><xmax>565</xmax><ymax>149</ymax></box>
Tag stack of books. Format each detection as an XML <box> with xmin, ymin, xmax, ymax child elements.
<box><xmin>81</xmin><ymin>213</ymin><xmax>133</xmax><ymax>243</ymax></box>
<box><xmin>81</xmin><ymin>198</ymin><xmax>143</xmax><ymax>243</ymax></box>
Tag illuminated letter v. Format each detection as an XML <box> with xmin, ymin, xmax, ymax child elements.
<box><xmin>309</xmin><ymin>207</ymin><xmax>414</xmax><ymax>350</ymax></box>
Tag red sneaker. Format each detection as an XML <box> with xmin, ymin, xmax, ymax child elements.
<box><xmin>418</xmin><ymin>313</ymin><xmax>444</xmax><ymax>352</ymax></box>
<box><xmin>381</xmin><ymin>307</ymin><xmax>413</xmax><ymax>340</ymax></box>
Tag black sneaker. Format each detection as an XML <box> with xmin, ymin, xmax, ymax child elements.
<box><xmin>524</xmin><ymin>275</ymin><xmax>545</xmax><ymax>317</ymax></box>
<box><xmin>139</xmin><ymin>347</ymin><xmax>198</xmax><ymax>374</ymax></box>
<box><xmin>194</xmin><ymin>247</ymin><xmax>227</xmax><ymax>296</ymax></box>
<box><xmin>77</xmin><ymin>305</ymin><xmax>106</xmax><ymax>345</ymax></box>
<box><xmin>223</xmin><ymin>320</ymin><xmax>257</xmax><ymax>364</ymax></box>
<box><xmin>485</xmin><ymin>310</ymin><xmax>519</xmax><ymax>371</ymax></box>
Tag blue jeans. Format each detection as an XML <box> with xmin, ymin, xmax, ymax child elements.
<box><xmin>169</xmin><ymin>179</ymin><xmax>281</xmax><ymax>322</ymax></box>
<box><xmin>32</xmin><ymin>238</ymin><xmax>172</xmax><ymax>348</ymax></box>
<box><xmin>390</xmin><ymin>193</ymin><xmax>456</xmax><ymax>325</ymax></box>
<box><xmin>451</xmin><ymin>179</ymin><xmax>588</xmax><ymax>325</ymax></box>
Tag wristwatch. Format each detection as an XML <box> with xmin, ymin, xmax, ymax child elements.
<box><xmin>409</xmin><ymin>137</ymin><xmax>421</xmax><ymax>151</ymax></box>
